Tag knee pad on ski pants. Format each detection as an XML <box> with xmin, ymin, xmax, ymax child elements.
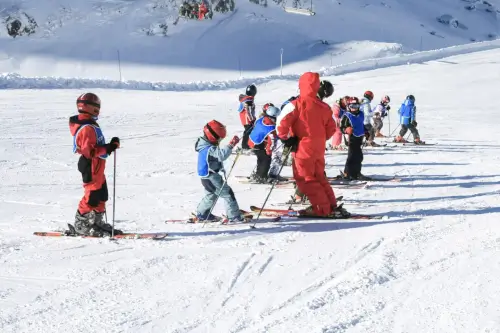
<box><xmin>87</xmin><ymin>182</ymin><xmax>109</xmax><ymax>207</ymax></box>
<box><xmin>201</xmin><ymin>178</ymin><xmax>236</xmax><ymax>201</ymax></box>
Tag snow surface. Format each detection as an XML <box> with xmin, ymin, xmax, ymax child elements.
<box><xmin>2</xmin><ymin>47</ymin><xmax>500</xmax><ymax>332</ymax></box>
<box><xmin>2</xmin><ymin>0</ymin><xmax>500</xmax><ymax>82</ymax></box>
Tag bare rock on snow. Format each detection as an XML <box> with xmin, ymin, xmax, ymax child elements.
<box><xmin>436</xmin><ymin>14</ymin><xmax>468</xmax><ymax>30</ymax></box>
<box><xmin>3</xmin><ymin>12</ymin><xmax>38</xmax><ymax>38</ymax></box>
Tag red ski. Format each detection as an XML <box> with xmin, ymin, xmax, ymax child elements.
<box><xmin>33</xmin><ymin>231</ymin><xmax>168</xmax><ymax>240</ymax></box>
<box><xmin>249</xmin><ymin>206</ymin><xmax>385</xmax><ymax>220</ymax></box>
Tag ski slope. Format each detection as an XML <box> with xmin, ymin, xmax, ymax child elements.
<box><xmin>2</xmin><ymin>48</ymin><xmax>500</xmax><ymax>332</ymax></box>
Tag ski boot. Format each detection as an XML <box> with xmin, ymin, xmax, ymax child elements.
<box><xmin>393</xmin><ymin>135</ymin><xmax>408</xmax><ymax>143</ymax></box>
<box><xmin>355</xmin><ymin>173</ymin><xmax>373</xmax><ymax>181</ymax></box>
<box><xmin>329</xmin><ymin>203</ymin><xmax>351</xmax><ymax>218</ymax></box>
<box><xmin>413</xmin><ymin>138</ymin><xmax>425</xmax><ymax>145</ymax></box>
<box><xmin>223</xmin><ymin>213</ymin><xmax>253</xmax><ymax>224</ymax></box>
<box><xmin>190</xmin><ymin>212</ymin><xmax>223</xmax><ymax>223</ymax></box>
<box><xmin>268</xmin><ymin>174</ymin><xmax>288</xmax><ymax>183</ymax></box>
<box><xmin>73</xmin><ymin>211</ymin><xmax>123</xmax><ymax>237</ymax></box>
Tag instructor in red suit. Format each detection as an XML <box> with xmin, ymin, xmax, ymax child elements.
<box><xmin>277</xmin><ymin>72</ymin><xmax>350</xmax><ymax>218</ymax></box>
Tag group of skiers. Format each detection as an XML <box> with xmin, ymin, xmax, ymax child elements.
<box><xmin>68</xmin><ymin>72</ymin><xmax>423</xmax><ymax>236</ymax></box>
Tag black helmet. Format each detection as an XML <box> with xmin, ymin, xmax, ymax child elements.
<box><xmin>246</xmin><ymin>84</ymin><xmax>257</xmax><ymax>97</ymax></box>
<box><xmin>407</xmin><ymin>95</ymin><xmax>415</xmax><ymax>101</ymax></box>
<box><xmin>318</xmin><ymin>80</ymin><xmax>334</xmax><ymax>100</ymax></box>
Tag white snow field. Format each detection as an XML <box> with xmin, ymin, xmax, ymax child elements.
<box><xmin>1</xmin><ymin>47</ymin><xmax>500</xmax><ymax>332</ymax></box>
<box><xmin>2</xmin><ymin>0</ymin><xmax>500</xmax><ymax>82</ymax></box>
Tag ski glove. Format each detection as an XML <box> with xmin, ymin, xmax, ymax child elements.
<box><xmin>280</xmin><ymin>136</ymin><xmax>299</xmax><ymax>149</ymax></box>
<box><xmin>228</xmin><ymin>135</ymin><xmax>240</xmax><ymax>148</ymax></box>
<box><xmin>411</xmin><ymin>120</ymin><xmax>418</xmax><ymax>127</ymax></box>
<box><xmin>105</xmin><ymin>137</ymin><xmax>120</xmax><ymax>155</ymax></box>
<box><xmin>344</xmin><ymin>127</ymin><xmax>353</xmax><ymax>135</ymax></box>
<box><xmin>386</xmin><ymin>105</ymin><xmax>391</xmax><ymax>111</ymax></box>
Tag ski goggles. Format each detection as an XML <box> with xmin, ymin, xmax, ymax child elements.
<box><xmin>348</xmin><ymin>103</ymin><xmax>360</xmax><ymax>110</ymax></box>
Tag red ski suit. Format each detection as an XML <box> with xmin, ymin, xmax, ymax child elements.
<box><xmin>69</xmin><ymin>114</ymin><xmax>109</xmax><ymax>214</ymax></box>
<box><xmin>277</xmin><ymin>72</ymin><xmax>337</xmax><ymax>216</ymax></box>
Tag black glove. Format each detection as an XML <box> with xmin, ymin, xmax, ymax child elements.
<box><xmin>364</xmin><ymin>131</ymin><xmax>370</xmax><ymax>140</ymax></box>
<box><xmin>411</xmin><ymin>120</ymin><xmax>417</xmax><ymax>127</ymax></box>
<box><xmin>280</xmin><ymin>136</ymin><xmax>299</xmax><ymax>150</ymax></box>
<box><xmin>105</xmin><ymin>137</ymin><xmax>120</xmax><ymax>155</ymax></box>
<box><xmin>386</xmin><ymin>105</ymin><xmax>391</xmax><ymax>111</ymax></box>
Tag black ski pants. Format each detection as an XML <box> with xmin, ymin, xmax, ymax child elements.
<box><xmin>344</xmin><ymin>135</ymin><xmax>364</xmax><ymax>179</ymax></box>
<box><xmin>241</xmin><ymin>124</ymin><xmax>253</xmax><ymax>149</ymax></box>
<box><xmin>253</xmin><ymin>149</ymin><xmax>272</xmax><ymax>178</ymax></box>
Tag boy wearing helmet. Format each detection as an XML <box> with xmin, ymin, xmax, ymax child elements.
<box><xmin>69</xmin><ymin>92</ymin><xmax>122</xmax><ymax>237</ymax></box>
<box><xmin>373</xmin><ymin>95</ymin><xmax>391</xmax><ymax>137</ymax></box>
<box><xmin>238</xmin><ymin>84</ymin><xmax>257</xmax><ymax>150</ymax></box>
<box><xmin>361</xmin><ymin>90</ymin><xmax>380</xmax><ymax>146</ymax></box>
<box><xmin>395</xmin><ymin>95</ymin><xmax>423</xmax><ymax>143</ymax></box>
<box><xmin>195</xmin><ymin>120</ymin><xmax>246</xmax><ymax>222</ymax></box>
<box><xmin>340</xmin><ymin>96</ymin><xmax>371</xmax><ymax>180</ymax></box>
<box><xmin>248</xmin><ymin>103</ymin><xmax>285</xmax><ymax>183</ymax></box>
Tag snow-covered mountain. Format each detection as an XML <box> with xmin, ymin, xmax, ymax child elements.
<box><xmin>1</xmin><ymin>0</ymin><xmax>500</xmax><ymax>82</ymax></box>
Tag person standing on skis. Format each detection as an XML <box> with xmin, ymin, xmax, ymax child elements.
<box><xmin>70</xmin><ymin>93</ymin><xmax>122</xmax><ymax>237</ymax></box>
<box><xmin>330</xmin><ymin>95</ymin><xmax>350</xmax><ymax>150</ymax></box>
<box><xmin>395</xmin><ymin>95</ymin><xmax>423</xmax><ymax>144</ymax></box>
<box><xmin>277</xmin><ymin>73</ymin><xmax>349</xmax><ymax>217</ymax></box>
<box><xmin>373</xmin><ymin>95</ymin><xmax>391</xmax><ymax>137</ymax></box>
<box><xmin>248</xmin><ymin>104</ymin><xmax>285</xmax><ymax>183</ymax></box>
<box><xmin>194</xmin><ymin>120</ymin><xmax>247</xmax><ymax>222</ymax></box>
<box><xmin>237</xmin><ymin>84</ymin><xmax>257</xmax><ymax>150</ymax></box>
<box><xmin>361</xmin><ymin>90</ymin><xmax>379</xmax><ymax>146</ymax></box>
<box><xmin>340</xmin><ymin>96</ymin><xmax>371</xmax><ymax>180</ymax></box>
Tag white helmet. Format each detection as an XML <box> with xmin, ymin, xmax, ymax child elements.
<box><xmin>266</xmin><ymin>105</ymin><xmax>281</xmax><ymax>118</ymax></box>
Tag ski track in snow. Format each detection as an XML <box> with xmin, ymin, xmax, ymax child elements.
<box><xmin>2</xmin><ymin>49</ymin><xmax>500</xmax><ymax>332</ymax></box>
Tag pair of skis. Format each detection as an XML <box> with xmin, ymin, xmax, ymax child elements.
<box><xmin>34</xmin><ymin>223</ymin><xmax>168</xmax><ymax>240</ymax></box>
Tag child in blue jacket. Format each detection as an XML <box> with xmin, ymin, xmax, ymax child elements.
<box><xmin>395</xmin><ymin>95</ymin><xmax>423</xmax><ymax>144</ymax></box>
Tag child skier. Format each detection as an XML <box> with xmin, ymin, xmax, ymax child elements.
<box><xmin>194</xmin><ymin>120</ymin><xmax>247</xmax><ymax>222</ymax></box>
<box><xmin>70</xmin><ymin>92</ymin><xmax>122</xmax><ymax>237</ymax></box>
<box><xmin>361</xmin><ymin>90</ymin><xmax>380</xmax><ymax>147</ymax></box>
<box><xmin>248</xmin><ymin>104</ymin><xmax>285</xmax><ymax>183</ymax></box>
<box><xmin>238</xmin><ymin>84</ymin><xmax>257</xmax><ymax>150</ymax></box>
<box><xmin>395</xmin><ymin>95</ymin><xmax>423</xmax><ymax>144</ymax></box>
<box><xmin>330</xmin><ymin>95</ymin><xmax>350</xmax><ymax>150</ymax></box>
<box><xmin>373</xmin><ymin>95</ymin><xmax>391</xmax><ymax>137</ymax></box>
<box><xmin>340</xmin><ymin>96</ymin><xmax>371</xmax><ymax>180</ymax></box>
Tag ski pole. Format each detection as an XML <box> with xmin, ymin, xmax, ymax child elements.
<box><xmin>112</xmin><ymin>150</ymin><xmax>117</xmax><ymax>238</ymax></box>
<box><xmin>389</xmin><ymin>124</ymin><xmax>400</xmax><ymax>138</ymax></box>
<box><xmin>203</xmin><ymin>149</ymin><xmax>241</xmax><ymax>227</ymax></box>
<box><xmin>250</xmin><ymin>148</ymin><xmax>292</xmax><ymax>229</ymax></box>
<box><xmin>387</xmin><ymin>113</ymin><xmax>391</xmax><ymax>136</ymax></box>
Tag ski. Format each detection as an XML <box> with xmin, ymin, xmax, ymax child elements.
<box><xmin>164</xmin><ymin>211</ymin><xmax>280</xmax><ymax>224</ymax></box>
<box><xmin>249</xmin><ymin>206</ymin><xmax>385</xmax><ymax>220</ymax></box>
<box><xmin>235</xmin><ymin>175</ymin><xmax>371</xmax><ymax>186</ymax></box>
<box><xmin>334</xmin><ymin>170</ymin><xmax>401</xmax><ymax>182</ymax></box>
<box><xmin>33</xmin><ymin>231</ymin><xmax>168</xmax><ymax>240</ymax></box>
<box><xmin>274</xmin><ymin>182</ymin><xmax>367</xmax><ymax>189</ymax></box>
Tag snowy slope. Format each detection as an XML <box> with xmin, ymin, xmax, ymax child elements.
<box><xmin>2</xmin><ymin>48</ymin><xmax>500</xmax><ymax>332</ymax></box>
<box><xmin>1</xmin><ymin>0</ymin><xmax>500</xmax><ymax>82</ymax></box>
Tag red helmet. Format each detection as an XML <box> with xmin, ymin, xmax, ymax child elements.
<box><xmin>77</xmin><ymin>93</ymin><xmax>101</xmax><ymax>117</ymax></box>
<box><xmin>363</xmin><ymin>90</ymin><xmax>374</xmax><ymax>101</ymax></box>
<box><xmin>203</xmin><ymin>120</ymin><xmax>227</xmax><ymax>143</ymax></box>
<box><xmin>347</xmin><ymin>96</ymin><xmax>360</xmax><ymax>110</ymax></box>
<box><xmin>263</xmin><ymin>102</ymin><xmax>274</xmax><ymax>112</ymax></box>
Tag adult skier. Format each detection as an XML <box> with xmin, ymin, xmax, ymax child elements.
<box><xmin>248</xmin><ymin>104</ymin><xmax>284</xmax><ymax>183</ymax></box>
<box><xmin>194</xmin><ymin>120</ymin><xmax>248</xmax><ymax>222</ymax></box>
<box><xmin>340</xmin><ymin>96</ymin><xmax>371</xmax><ymax>180</ymax></box>
<box><xmin>373</xmin><ymin>95</ymin><xmax>391</xmax><ymax>137</ymax></box>
<box><xmin>70</xmin><ymin>93</ymin><xmax>122</xmax><ymax>237</ymax></box>
<box><xmin>395</xmin><ymin>95</ymin><xmax>423</xmax><ymax>144</ymax></box>
<box><xmin>237</xmin><ymin>84</ymin><xmax>257</xmax><ymax>150</ymax></box>
<box><xmin>277</xmin><ymin>73</ymin><xmax>349</xmax><ymax>217</ymax></box>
